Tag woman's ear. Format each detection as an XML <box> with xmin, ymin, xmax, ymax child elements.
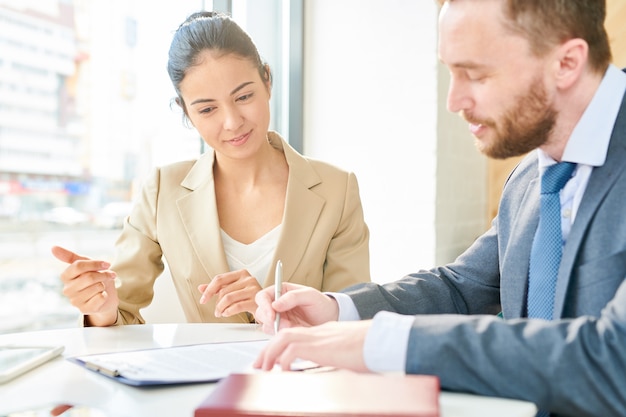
<box><xmin>554</xmin><ymin>38</ymin><xmax>588</xmax><ymax>90</ymax></box>
<box><xmin>173</xmin><ymin>97</ymin><xmax>194</xmax><ymax>128</ymax></box>
<box><xmin>264</xmin><ymin>64</ymin><xmax>272</xmax><ymax>97</ymax></box>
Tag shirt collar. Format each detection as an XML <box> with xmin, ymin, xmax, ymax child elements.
<box><xmin>541</xmin><ymin>64</ymin><xmax>626</xmax><ymax>168</ymax></box>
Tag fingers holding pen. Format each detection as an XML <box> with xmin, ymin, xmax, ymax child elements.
<box><xmin>254</xmin><ymin>284</ymin><xmax>301</xmax><ymax>333</ymax></box>
<box><xmin>254</xmin><ymin>283</ymin><xmax>340</xmax><ymax>333</ymax></box>
<box><xmin>254</xmin><ymin>288</ymin><xmax>276</xmax><ymax>331</ymax></box>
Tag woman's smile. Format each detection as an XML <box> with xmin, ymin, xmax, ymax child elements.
<box><xmin>226</xmin><ymin>131</ymin><xmax>252</xmax><ymax>146</ymax></box>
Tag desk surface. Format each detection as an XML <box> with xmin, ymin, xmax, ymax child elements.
<box><xmin>0</xmin><ymin>323</ymin><xmax>537</xmax><ymax>417</ymax></box>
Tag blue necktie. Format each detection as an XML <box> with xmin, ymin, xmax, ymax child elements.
<box><xmin>527</xmin><ymin>162</ymin><xmax>575</xmax><ymax>417</ymax></box>
<box><xmin>527</xmin><ymin>162</ymin><xmax>576</xmax><ymax>320</ymax></box>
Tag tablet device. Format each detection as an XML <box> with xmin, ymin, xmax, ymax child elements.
<box><xmin>0</xmin><ymin>345</ymin><xmax>65</xmax><ymax>383</ymax></box>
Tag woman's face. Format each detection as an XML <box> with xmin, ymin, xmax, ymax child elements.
<box><xmin>179</xmin><ymin>51</ymin><xmax>271</xmax><ymax>160</ymax></box>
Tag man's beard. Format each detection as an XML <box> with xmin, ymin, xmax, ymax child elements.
<box><xmin>463</xmin><ymin>78</ymin><xmax>557</xmax><ymax>160</ymax></box>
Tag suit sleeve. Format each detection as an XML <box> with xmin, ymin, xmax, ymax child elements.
<box><xmin>320</xmin><ymin>172</ymin><xmax>371</xmax><ymax>292</ymax></box>
<box><xmin>342</xmin><ymin>153</ymin><xmax>532</xmax><ymax>318</ymax></box>
<box><xmin>343</xmin><ymin>221</ymin><xmax>502</xmax><ymax>318</ymax></box>
<box><xmin>405</xmin><ymin>280</ymin><xmax>626</xmax><ymax>416</ymax></box>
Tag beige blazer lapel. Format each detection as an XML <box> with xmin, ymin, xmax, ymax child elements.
<box><xmin>266</xmin><ymin>135</ymin><xmax>325</xmax><ymax>286</ymax></box>
<box><xmin>176</xmin><ymin>151</ymin><xmax>230</xmax><ymax>285</ymax></box>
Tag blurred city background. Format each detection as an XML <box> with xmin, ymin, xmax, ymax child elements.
<box><xmin>0</xmin><ymin>0</ymin><xmax>292</xmax><ymax>333</ymax></box>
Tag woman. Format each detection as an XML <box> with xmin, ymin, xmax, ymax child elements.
<box><xmin>52</xmin><ymin>11</ymin><xmax>370</xmax><ymax>326</ymax></box>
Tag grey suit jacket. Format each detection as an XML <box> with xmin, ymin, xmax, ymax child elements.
<box><xmin>345</xmin><ymin>90</ymin><xmax>626</xmax><ymax>416</ymax></box>
<box><xmin>111</xmin><ymin>132</ymin><xmax>370</xmax><ymax>325</ymax></box>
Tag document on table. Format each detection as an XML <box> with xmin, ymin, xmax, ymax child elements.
<box><xmin>68</xmin><ymin>340</ymin><xmax>270</xmax><ymax>386</ymax></box>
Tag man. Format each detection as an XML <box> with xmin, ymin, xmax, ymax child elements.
<box><xmin>253</xmin><ymin>1</ymin><xmax>626</xmax><ymax>416</ymax></box>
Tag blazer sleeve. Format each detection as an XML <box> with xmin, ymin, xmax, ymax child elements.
<box><xmin>109</xmin><ymin>167</ymin><xmax>165</xmax><ymax>325</ymax></box>
<box><xmin>320</xmin><ymin>172</ymin><xmax>371</xmax><ymax>292</ymax></box>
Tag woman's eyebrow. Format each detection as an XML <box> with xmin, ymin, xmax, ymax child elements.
<box><xmin>230</xmin><ymin>81</ymin><xmax>254</xmax><ymax>95</ymax></box>
<box><xmin>190</xmin><ymin>81</ymin><xmax>255</xmax><ymax>106</ymax></box>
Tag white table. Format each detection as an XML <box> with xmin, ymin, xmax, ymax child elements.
<box><xmin>0</xmin><ymin>323</ymin><xmax>537</xmax><ymax>417</ymax></box>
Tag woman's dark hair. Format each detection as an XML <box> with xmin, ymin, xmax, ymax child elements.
<box><xmin>167</xmin><ymin>11</ymin><xmax>271</xmax><ymax>113</ymax></box>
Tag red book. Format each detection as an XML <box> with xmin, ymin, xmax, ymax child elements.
<box><xmin>195</xmin><ymin>371</ymin><xmax>440</xmax><ymax>417</ymax></box>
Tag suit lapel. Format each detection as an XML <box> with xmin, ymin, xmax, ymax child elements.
<box><xmin>554</xmin><ymin>99</ymin><xmax>626</xmax><ymax>318</ymax></box>
<box><xmin>501</xmin><ymin>170</ymin><xmax>540</xmax><ymax>318</ymax></box>
<box><xmin>176</xmin><ymin>151</ymin><xmax>230</xmax><ymax>285</ymax></box>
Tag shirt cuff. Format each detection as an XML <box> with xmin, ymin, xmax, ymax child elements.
<box><xmin>325</xmin><ymin>292</ymin><xmax>360</xmax><ymax>321</ymax></box>
<box><xmin>363</xmin><ymin>311</ymin><xmax>414</xmax><ymax>373</ymax></box>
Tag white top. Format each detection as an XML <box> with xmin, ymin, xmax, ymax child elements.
<box><xmin>220</xmin><ymin>224</ymin><xmax>282</xmax><ymax>284</ymax></box>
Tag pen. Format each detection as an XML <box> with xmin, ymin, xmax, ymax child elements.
<box><xmin>274</xmin><ymin>260</ymin><xmax>282</xmax><ymax>334</ymax></box>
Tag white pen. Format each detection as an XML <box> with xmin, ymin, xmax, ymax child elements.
<box><xmin>274</xmin><ymin>260</ymin><xmax>282</xmax><ymax>334</ymax></box>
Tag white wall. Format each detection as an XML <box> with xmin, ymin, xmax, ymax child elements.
<box><xmin>304</xmin><ymin>0</ymin><xmax>438</xmax><ymax>283</ymax></box>
<box><xmin>434</xmin><ymin>64</ymin><xmax>488</xmax><ymax>266</ymax></box>
<box><xmin>303</xmin><ymin>0</ymin><xmax>488</xmax><ymax>284</ymax></box>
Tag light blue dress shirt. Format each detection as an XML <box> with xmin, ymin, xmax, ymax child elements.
<box><xmin>331</xmin><ymin>64</ymin><xmax>626</xmax><ymax>373</ymax></box>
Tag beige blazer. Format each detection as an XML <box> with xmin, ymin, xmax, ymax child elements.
<box><xmin>111</xmin><ymin>132</ymin><xmax>370</xmax><ymax>324</ymax></box>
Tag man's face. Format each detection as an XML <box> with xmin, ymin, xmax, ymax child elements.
<box><xmin>438</xmin><ymin>0</ymin><xmax>557</xmax><ymax>159</ymax></box>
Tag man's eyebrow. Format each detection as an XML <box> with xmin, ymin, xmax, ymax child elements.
<box><xmin>448</xmin><ymin>61</ymin><xmax>484</xmax><ymax>70</ymax></box>
<box><xmin>190</xmin><ymin>81</ymin><xmax>255</xmax><ymax>106</ymax></box>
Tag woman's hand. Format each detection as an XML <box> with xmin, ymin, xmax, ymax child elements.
<box><xmin>198</xmin><ymin>269</ymin><xmax>263</xmax><ymax>317</ymax></box>
<box><xmin>51</xmin><ymin>246</ymin><xmax>119</xmax><ymax>327</ymax></box>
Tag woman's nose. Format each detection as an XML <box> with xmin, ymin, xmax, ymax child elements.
<box><xmin>222</xmin><ymin>105</ymin><xmax>244</xmax><ymax>131</ymax></box>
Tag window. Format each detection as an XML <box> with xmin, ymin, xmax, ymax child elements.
<box><xmin>0</xmin><ymin>0</ymin><xmax>301</xmax><ymax>334</ymax></box>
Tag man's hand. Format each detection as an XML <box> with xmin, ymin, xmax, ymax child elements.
<box><xmin>253</xmin><ymin>320</ymin><xmax>372</xmax><ymax>372</ymax></box>
<box><xmin>254</xmin><ymin>283</ymin><xmax>340</xmax><ymax>334</ymax></box>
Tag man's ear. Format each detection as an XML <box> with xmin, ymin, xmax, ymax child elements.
<box><xmin>554</xmin><ymin>38</ymin><xmax>588</xmax><ymax>89</ymax></box>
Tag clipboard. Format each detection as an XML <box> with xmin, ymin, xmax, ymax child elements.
<box><xmin>67</xmin><ymin>340</ymin><xmax>269</xmax><ymax>386</ymax></box>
